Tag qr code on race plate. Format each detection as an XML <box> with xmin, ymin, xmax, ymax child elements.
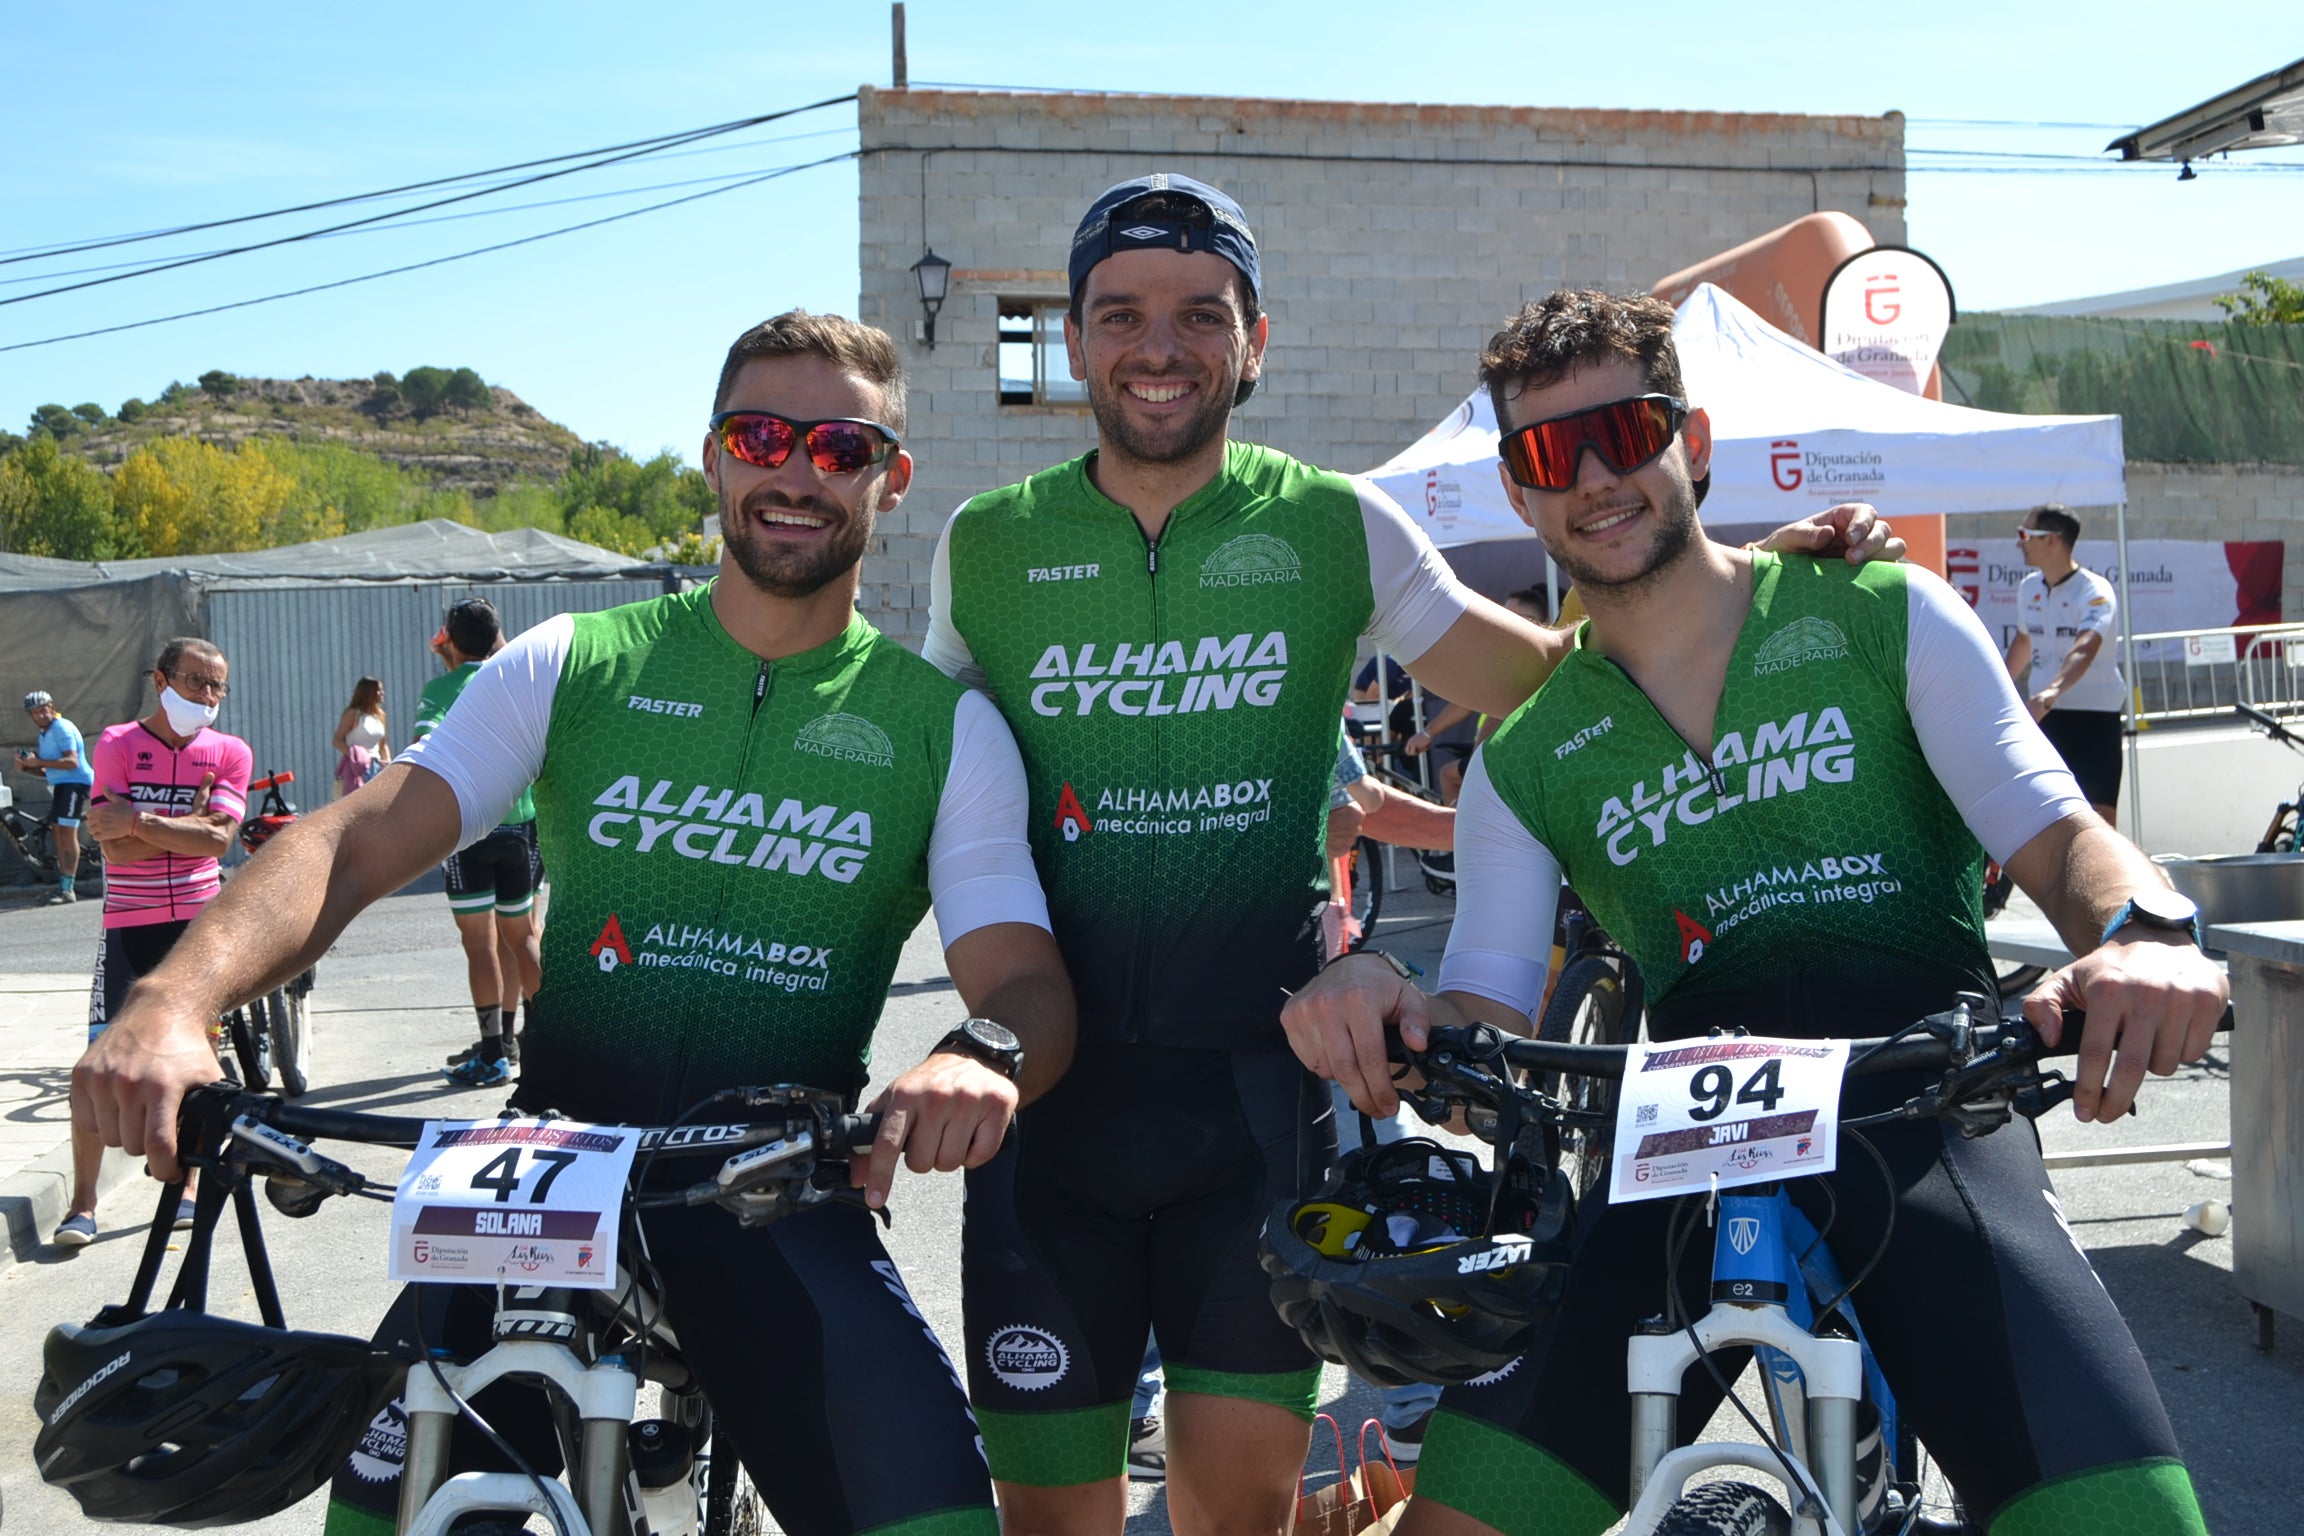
<box><xmin>1636</xmin><ymin>1103</ymin><xmax>1659</xmax><ymax>1125</ymax></box>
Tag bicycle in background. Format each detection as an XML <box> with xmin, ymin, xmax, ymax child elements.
<box><xmin>0</xmin><ymin>771</ymin><xmax>105</xmax><ymax>896</ymax></box>
<box><xmin>214</xmin><ymin>771</ymin><xmax>319</xmax><ymax>1095</ymax></box>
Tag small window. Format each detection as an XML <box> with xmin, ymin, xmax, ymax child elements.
<box><xmin>998</xmin><ymin>298</ymin><xmax>1086</xmax><ymax>408</ymax></box>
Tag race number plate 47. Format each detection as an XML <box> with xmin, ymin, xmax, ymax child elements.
<box><xmin>1608</xmin><ymin>1037</ymin><xmax>1848</xmax><ymax>1206</ymax></box>
<box><xmin>389</xmin><ymin>1119</ymin><xmax>639</xmax><ymax>1288</ymax></box>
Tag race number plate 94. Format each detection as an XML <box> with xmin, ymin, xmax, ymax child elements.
<box><xmin>389</xmin><ymin>1118</ymin><xmax>639</xmax><ymax>1288</ymax></box>
<box><xmin>1608</xmin><ymin>1037</ymin><xmax>1848</xmax><ymax>1206</ymax></box>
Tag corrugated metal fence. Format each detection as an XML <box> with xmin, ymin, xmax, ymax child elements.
<box><xmin>207</xmin><ymin>577</ymin><xmax>669</xmax><ymax>844</ymax></box>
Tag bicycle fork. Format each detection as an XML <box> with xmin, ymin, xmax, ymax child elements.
<box><xmin>397</xmin><ymin>1301</ymin><xmax>639</xmax><ymax>1536</ymax></box>
<box><xmin>1623</xmin><ymin>1189</ymin><xmax>1861</xmax><ymax>1536</ymax></box>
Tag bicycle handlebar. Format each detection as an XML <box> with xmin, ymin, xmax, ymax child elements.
<box><xmin>2236</xmin><ymin>702</ymin><xmax>2300</xmax><ymax>750</ymax></box>
<box><xmin>249</xmin><ymin>769</ymin><xmax>296</xmax><ymax>792</ymax></box>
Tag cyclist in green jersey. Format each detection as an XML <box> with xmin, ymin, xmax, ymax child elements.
<box><xmin>71</xmin><ymin>311</ymin><xmax>1077</xmax><ymax>1536</ymax></box>
<box><xmin>1282</xmin><ymin>289</ymin><xmax>2228</xmax><ymax>1536</ymax></box>
<box><xmin>927</xmin><ymin>175</ymin><xmax>1908</xmax><ymax>1536</ymax></box>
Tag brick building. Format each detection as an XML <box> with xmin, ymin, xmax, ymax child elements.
<box><xmin>852</xmin><ymin>85</ymin><xmax>1907</xmax><ymax>642</ymax></box>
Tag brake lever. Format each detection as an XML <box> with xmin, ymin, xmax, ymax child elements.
<box><xmin>227</xmin><ymin>1116</ymin><xmax>371</xmax><ymax>1218</ymax></box>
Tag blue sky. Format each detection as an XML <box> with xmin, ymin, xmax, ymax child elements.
<box><xmin>4</xmin><ymin>2</ymin><xmax>2300</xmax><ymax>469</ymax></box>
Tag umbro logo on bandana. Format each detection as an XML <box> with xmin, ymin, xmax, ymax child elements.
<box><xmin>1118</xmin><ymin>224</ymin><xmax>1167</xmax><ymax>241</ymax></box>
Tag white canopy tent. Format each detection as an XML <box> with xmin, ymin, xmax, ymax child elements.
<box><xmin>1360</xmin><ymin>282</ymin><xmax>2126</xmax><ymax>544</ymax></box>
<box><xmin>1357</xmin><ymin>282</ymin><xmax>2147</xmax><ymax>829</ymax></box>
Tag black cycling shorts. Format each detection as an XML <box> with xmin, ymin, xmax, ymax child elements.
<box><xmin>49</xmin><ymin>782</ymin><xmax>89</xmax><ymax>827</ymax></box>
<box><xmin>961</xmin><ymin>1041</ymin><xmax>1334</xmax><ymax>1486</ymax></box>
<box><xmin>442</xmin><ymin>821</ymin><xmax>539</xmax><ymax>917</ymax></box>
<box><xmin>324</xmin><ymin>1202</ymin><xmax>994</xmax><ymax>1536</ymax></box>
<box><xmin>2037</xmin><ymin>707</ymin><xmax>2123</xmax><ymax>809</ymax></box>
<box><xmin>88</xmin><ymin>919</ymin><xmax>191</xmax><ymax>1042</ymax></box>
<box><xmin>1414</xmin><ymin>988</ymin><xmax>2199</xmax><ymax>1535</ymax></box>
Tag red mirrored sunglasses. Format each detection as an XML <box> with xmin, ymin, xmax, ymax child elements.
<box><xmin>1498</xmin><ymin>394</ymin><xmax>1687</xmax><ymax>491</ymax></box>
<box><xmin>710</xmin><ymin>411</ymin><xmax>900</xmax><ymax>475</ymax></box>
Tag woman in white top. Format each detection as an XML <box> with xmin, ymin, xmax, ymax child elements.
<box><xmin>331</xmin><ymin>676</ymin><xmax>391</xmax><ymax>797</ymax></box>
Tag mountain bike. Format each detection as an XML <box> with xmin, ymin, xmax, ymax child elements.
<box><xmin>44</xmin><ymin>1080</ymin><xmax>879</xmax><ymax>1535</ymax></box>
<box><xmin>0</xmin><ymin>775</ymin><xmax>106</xmax><ymax>895</ymax></box>
<box><xmin>1532</xmin><ymin>895</ymin><xmax>1644</xmax><ymax>1199</ymax></box>
<box><xmin>2236</xmin><ymin>702</ymin><xmax>2304</xmax><ymax>852</ymax></box>
<box><xmin>226</xmin><ymin>770</ymin><xmax>318</xmax><ymax>1095</ymax></box>
<box><xmin>1382</xmin><ymin>999</ymin><xmax>2218</xmax><ymax>1536</ymax></box>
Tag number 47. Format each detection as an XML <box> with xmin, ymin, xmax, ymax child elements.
<box><xmin>469</xmin><ymin>1147</ymin><xmax>580</xmax><ymax>1204</ymax></box>
<box><xmin>1687</xmin><ymin>1059</ymin><xmax>1786</xmax><ymax>1123</ymax></box>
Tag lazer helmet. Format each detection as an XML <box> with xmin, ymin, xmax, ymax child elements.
<box><xmin>23</xmin><ymin>689</ymin><xmax>53</xmax><ymax>712</ymax></box>
<box><xmin>237</xmin><ymin>813</ymin><xmax>295</xmax><ymax>855</ymax></box>
<box><xmin>1262</xmin><ymin>1138</ymin><xmax>1575</xmax><ymax>1387</ymax></box>
<box><xmin>35</xmin><ymin>1309</ymin><xmax>401</xmax><ymax>1527</ymax></box>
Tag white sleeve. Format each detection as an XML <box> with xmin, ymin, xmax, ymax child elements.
<box><xmin>1903</xmin><ymin>566</ymin><xmax>2091</xmax><ymax>863</ymax></box>
<box><xmin>1356</xmin><ymin>479</ymin><xmax>1475</xmax><ymax>665</ymax></box>
<box><xmin>1436</xmin><ymin>750</ymin><xmax>1562</xmax><ymax>1020</ymax></box>
<box><xmin>922</xmin><ymin>501</ymin><xmax>992</xmax><ymax>691</ymax></box>
<box><xmin>2078</xmin><ymin>572</ymin><xmax>2119</xmax><ymax>638</ymax></box>
<box><xmin>397</xmin><ymin>614</ymin><xmax>569</xmax><ymax>849</ymax></box>
<box><xmin>928</xmin><ymin>689</ymin><xmax>1051</xmax><ymax>944</ymax></box>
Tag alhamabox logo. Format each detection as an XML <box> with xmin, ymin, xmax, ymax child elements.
<box><xmin>590</xmin><ymin>913</ymin><xmax>633</xmax><ymax>973</ymax></box>
<box><xmin>1053</xmin><ymin>783</ymin><xmax>1093</xmax><ymax>843</ymax></box>
<box><xmin>1770</xmin><ymin>440</ymin><xmax>1803</xmax><ymax>492</ymax></box>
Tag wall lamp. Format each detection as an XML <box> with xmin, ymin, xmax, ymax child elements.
<box><xmin>912</xmin><ymin>247</ymin><xmax>953</xmax><ymax>349</ymax></box>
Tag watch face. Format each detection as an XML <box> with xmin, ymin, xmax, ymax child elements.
<box><xmin>2132</xmin><ymin>889</ymin><xmax>2200</xmax><ymax>927</ymax></box>
<box><xmin>965</xmin><ymin>1018</ymin><xmax>1021</xmax><ymax>1053</ymax></box>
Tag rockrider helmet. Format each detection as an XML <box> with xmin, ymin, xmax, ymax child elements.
<box><xmin>1262</xmin><ymin>1138</ymin><xmax>1575</xmax><ymax>1387</ymax></box>
<box><xmin>35</xmin><ymin>1307</ymin><xmax>402</xmax><ymax>1527</ymax></box>
<box><xmin>23</xmin><ymin>689</ymin><xmax>53</xmax><ymax>712</ymax></box>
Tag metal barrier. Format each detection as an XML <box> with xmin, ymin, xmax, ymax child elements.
<box><xmin>2129</xmin><ymin>623</ymin><xmax>2304</xmax><ymax>726</ymax></box>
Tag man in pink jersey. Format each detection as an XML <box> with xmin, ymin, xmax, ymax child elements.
<box><xmin>52</xmin><ymin>638</ymin><xmax>251</xmax><ymax>1248</ymax></box>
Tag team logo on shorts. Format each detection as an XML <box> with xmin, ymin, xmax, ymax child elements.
<box><xmin>985</xmin><ymin>1325</ymin><xmax>1070</xmax><ymax>1391</ymax></box>
<box><xmin>1199</xmin><ymin>533</ymin><xmax>1301</xmax><ymax>589</ymax></box>
<box><xmin>1462</xmin><ymin>1357</ymin><xmax>1520</xmax><ymax>1388</ymax></box>
<box><xmin>794</xmin><ymin>712</ymin><xmax>893</xmax><ymax>768</ymax></box>
<box><xmin>346</xmin><ymin>1400</ymin><xmax>408</xmax><ymax>1482</ymax></box>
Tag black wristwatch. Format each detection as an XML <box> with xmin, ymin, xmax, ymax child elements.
<box><xmin>2099</xmin><ymin>888</ymin><xmax>2203</xmax><ymax>950</ymax></box>
<box><xmin>934</xmin><ymin>1017</ymin><xmax>1024</xmax><ymax>1081</ymax></box>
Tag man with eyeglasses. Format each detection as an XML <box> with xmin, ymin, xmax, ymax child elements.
<box><xmin>1282</xmin><ymin>289</ymin><xmax>2224</xmax><ymax>1536</ymax></box>
<box><xmin>2005</xmin><ymin>503</ymin><xmax>2126</xmax><ymax>824</ymax></box>
<box><xmin>72</xmin><ymin>311</ymin><xmax>1072</xmax><ymax>1536</ymax></box>
<box><xmin>53</xmin><ymin>638</ymin><xmax>252</xmax><ymax>1248</ymax></box>
<box><xmin>924</xmin><ymin>177</ymin><xmax>1903</xmax><ymax>1536</ymax></box>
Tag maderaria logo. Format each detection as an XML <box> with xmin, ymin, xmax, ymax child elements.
<box><xmin>1199</xmin><ymin>533</ymin><xmax>1301</xmax><ymax>588</ymax></box>
<box><xmin>986</xmin><ymin>1325</ymin><xmax>1070</xmax><ymax>1391</ymax></box>
<box><xmin>1753</xmin><ymin>617</ymin><xmax>1850</xmax><ymax>676</ymax></box>
<box><xmin>794</xmin><ymin>712</ymin><xmax>893</xmax><ymax>768</ymax></box>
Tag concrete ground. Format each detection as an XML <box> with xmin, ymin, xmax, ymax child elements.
<box><xmin>0</xmin><ymin>877</ymin><xmax>2292</xmax><ymax>1533</ymax></box>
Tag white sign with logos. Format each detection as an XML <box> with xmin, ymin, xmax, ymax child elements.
<box><xmin>390</xmin><ymin>1119</ymin><xmax>639</xmax><ymax>1289</ymax></box>
<box><xmin>1609</xmin><ymin>1037</ymin><xmax>1849</xmax><ymax>1205</ymax></box>
<box><xmin>1947</xmin><ymin>539</ymin><xmax>2283</xmax><ymax>662</ymax></box>
<box><xmin>2185</xmin><ymin>633</ymin><xmax>2239</xmax><ymax>666</ymax></box>
<box><xmin>1821</xmin><ymin>247</ymin><xmax>1956</xmax><ymax>397</ymax></box>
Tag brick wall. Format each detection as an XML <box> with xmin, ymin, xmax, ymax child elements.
<box><xmin>1945</xmin><ymin>462</ymin><xmax>2304</xmax><ymax>622</ymax></box>
<box><xmin>854</xmin><ymin>86</ymin><xmax>1906</xmax><ymax>642</ymax></box>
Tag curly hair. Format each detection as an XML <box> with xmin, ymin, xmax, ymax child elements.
<box><xmin>1479</xmin><ymin>289</ymin><xmax>1685</xmax><ymax>425</ymax></box>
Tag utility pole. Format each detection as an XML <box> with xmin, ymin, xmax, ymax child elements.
<box><xmin>892</xmin><ymin>3</ymin><xmax>908</xmax><ymax>89</ymax></box>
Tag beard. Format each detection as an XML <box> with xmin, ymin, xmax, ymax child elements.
<box><xmin>1542</xmin><ymin>476</ymin><xmax>1702</xmax><ymax>598</ymax></box>
<box><xmin>1085</xmin><ymin>366</ymin><xmax>1236</xmax><ymax>468</ymax></box>
<box><xmin>720</xmin><ymin>481</ymin><xmax>876</xmax><ymax>599</ymax></box>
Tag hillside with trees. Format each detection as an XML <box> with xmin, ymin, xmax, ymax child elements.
<box><xmin>0</xmin><ymin>368</ymin><xmax>718</xmax><ymax>562</ymax></box>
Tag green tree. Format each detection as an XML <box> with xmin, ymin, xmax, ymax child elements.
<box><xmin>117</xmin><ymin>397</ymin><xmax>148</xmax><ymax>423</ymax></box>
<box><xmin>558</xmin><ymin>444</ymin><xmax>714</xmax><ymax>552</ymax></box>
<box><xmin>2215</xmin><ymin>272</ymin><xmax>2304</xmax><ymax>325</ymax></box>
<box><xmin>114</xmin><ymin>437</ymin><xmax>311</xmax><ymax>555</ymax></box>
<box><xmin>71</xmin><ymin>402</ymin><xmax>108</xmax><ymax>427</ymax></box>
<box><xmin>445</xmin><ymin>366</ymin><xmax>491</xmax><ymax>412</ymax></box>
<box><xmin>28</xmin><ymin>403</ymin><xmax>80</xmax><ymax>438</ymax></box>
<box><xmin>400</xmin><ymin>366</ymin><xmax>452</xmax><ymax>417</ymax></box>
<box><xmin>197</xmin><ymin>370</ymin><xmax>240</xmax><ymax>398</ymax></box>
<box><xmin>0</xmin><ymin>437</ymin><xmax>115</xmax><ymax>559</ymax></box>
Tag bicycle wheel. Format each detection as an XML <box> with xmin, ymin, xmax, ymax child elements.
<box><xmin>1652</xmin><ymin>1480</ymin><xmax>1791</xmax><ymax>1536</ymax></box>
<box><xmin>263</xmin><ymin>987</ymin><xmax>309</xmax><ymax>1097</ymax></box>
<box><xmin>1346</xmin><ymin>837</ymin><xmax>1384</xmax><ymax>949</ymax></box>
<box><xmin>1994</xmin><ymin>961</ymin><xmax>2046</xmax><ymax>1004</ymax></box>
<box><xmin>1535</xmin><ymin>954</ymin><xmax>1627</xmax><ymax>1198</ymax></box>
<box><xmin>224</xmin><ymin>1006</ymin><xmax>272</xmax><ymax>1092</ymax></box>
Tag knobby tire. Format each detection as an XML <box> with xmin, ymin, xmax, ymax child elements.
<box><xmin>1651</xmin><ymin>1479</ymin><xmax>1792</xmax><ymax>1536</ymax></box>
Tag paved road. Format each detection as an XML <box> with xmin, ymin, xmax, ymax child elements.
<box><xmin>0</xmin><ymin>882</ymin><xmax>2292</xmax><ymax>1532</ymax></box>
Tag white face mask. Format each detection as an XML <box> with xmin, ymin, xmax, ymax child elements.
<box><xmin>158</xmin><ymin>685</ymin><xmax>220</xmax><ymax>736</ymax></box>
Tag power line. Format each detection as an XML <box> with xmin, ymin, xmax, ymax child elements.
<box><xmin>0</xmin><ymin>151</ymin><xmax>859</xmax><ymax>355</ymax></box>
<box><xmin>0</xmin><ymin>100</ymin><xmax>857</xmax><ymax>268</ymax></box>
<box><xmin>1</xmin><ymin>98</ymin><xmax>859</xmax><ymax>309</ymax></box>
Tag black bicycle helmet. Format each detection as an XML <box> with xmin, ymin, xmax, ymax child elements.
<box><xmin>35</xmin><ymin>1308</ymin><xmax>401</xmax><ymax>1528</ymax></box>
<box><xmin>1262</xmin><ymin>1138</ymin><xmax>1575</xmax><ymax>1387</ymax></box>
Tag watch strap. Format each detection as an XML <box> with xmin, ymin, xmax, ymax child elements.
<box><xmin>2099</xmin><ymin>897</ymin><xmax>2202</xmax><ymax>950</ymax></box>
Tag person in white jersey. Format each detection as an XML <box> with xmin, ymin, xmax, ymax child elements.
<box><xmin>2004</xmin><ymin>503</ymin><xmax>2125</xmax><ymax>824</ymax></box>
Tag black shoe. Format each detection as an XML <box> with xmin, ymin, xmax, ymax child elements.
<box><xmin>1127</xmin><ymin>1414</ymin><xmax>1166</xmax><ymax>1482</ymax></box>
<box><xmin>503</xmin><ymin>1029</ymin><xmax>520</xmax><ymax>1067</ymax></box>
